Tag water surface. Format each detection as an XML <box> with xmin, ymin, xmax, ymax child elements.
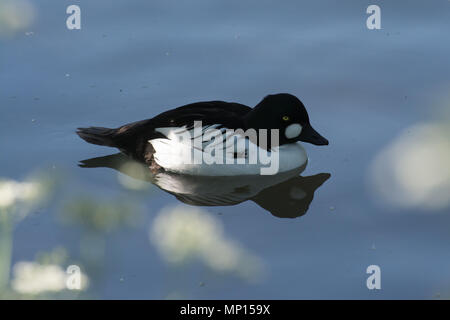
<box><xmin>1</xmin><ymin>0</ymin><xmax>450</xmax><ymax>299</ymax></box>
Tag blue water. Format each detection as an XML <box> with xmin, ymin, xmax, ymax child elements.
<box><xmin>1</xmin><ymin>0</ymin><xmax>450</xmax><ymax>299</ymax></box>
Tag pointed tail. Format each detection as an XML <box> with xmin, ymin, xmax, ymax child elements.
<box><xmin>76</xmin><ymin>127</ymin><xmax>118</xmax><ymax>147</ymax></box>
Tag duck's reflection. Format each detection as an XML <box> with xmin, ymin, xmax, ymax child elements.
<box><xmin>79</xmin><ymin>153</ymin><xmax>330</xmax><ymax>218</ymax></box>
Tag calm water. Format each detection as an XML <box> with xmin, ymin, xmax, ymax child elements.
<box><xmin>1</xmin><ymin>0</ymin><xmax>450</xmax><ymax>299</ymax></box>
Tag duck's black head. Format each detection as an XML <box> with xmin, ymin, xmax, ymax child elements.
<box><xmin>244</xmin><ymin>93</ymin><xmax>329</xmax><ymax>146</ymax></box>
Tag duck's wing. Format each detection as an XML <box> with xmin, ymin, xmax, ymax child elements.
<box><xmin>137</xmin><ymin>101</ymin><xmax>253</xmax><ymax>158</ymax></box>
<box><xmin>77</xmin><ymin>101</ymin><xmax>252</xmax><ymax>159</ymax></box>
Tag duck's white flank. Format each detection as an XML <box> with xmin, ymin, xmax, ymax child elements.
<box><xmin>150</xmin><ymin>126</ymin><xmax>308</xmax><ymax>176</ymax></box>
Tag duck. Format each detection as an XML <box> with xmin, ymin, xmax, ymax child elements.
<box><xmin>79</xmin><ymin>152</ymin><xmax>331</xmax><ymax>218</ymax></box>
<box><xmin>77</xmin><ymin>93</ymin><xmax>328</xmax><ymax>176</ymax></box>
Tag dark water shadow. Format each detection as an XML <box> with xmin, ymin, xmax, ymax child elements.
<box><xmin>79</xmin><ymin>153</ymin><xmax>330</xmax><ymax>218</ymax></box>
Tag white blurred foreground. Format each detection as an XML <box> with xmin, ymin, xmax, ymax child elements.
<box><xmin>370</xmin><ymin>122</ymin><xmax>450</xmax><ymax>210</ymax></box>
<box><xmin>0</xmin><ymin>180</ymin><xmax>41</xmax><ymax>210</ymax></box>
<box><xmin>11</xmin><ymin>262</ymin><xmax>88</xmax><ymax>295</ymax></box>
<box><xmin>0</xmin><ymin>0</ymin><xmax>35</xmax><ymax>37</ymax></box>
<box><xmin>150</xmin><ymin>205</ymin><xmax>264</xmax><ymax>282</ymax></box>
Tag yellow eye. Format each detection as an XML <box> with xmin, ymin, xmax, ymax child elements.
<box><xmin>282</xmin><ymin>116</ymin><xmax>290</xmax><ymax>121</ymax></box>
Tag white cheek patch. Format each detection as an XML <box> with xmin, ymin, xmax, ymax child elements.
<box><xmin>284</xmin><ymin>123</ymin><xmax>302</xmax><ymax>139</ymax></box>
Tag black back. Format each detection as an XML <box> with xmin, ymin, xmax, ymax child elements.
<box><xmin>112</xmin><ymin>101</ymin><xmax>252</xmax><ymax>159</ymax></box>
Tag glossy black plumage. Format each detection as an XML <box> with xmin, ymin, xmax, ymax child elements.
<box><xmin>77</xmin><ymin>100</ymin><xmax>252</xmax><ymax>161</ymax></box>
<box><xmin>150</xmin><ymin>101</ymin><xmax>251</xmax><ymax>130</ymax></box>
<box><xmin>77</xmin><ymin>93</ymin><xmax>329</xmax><ymax>165</ymax></box>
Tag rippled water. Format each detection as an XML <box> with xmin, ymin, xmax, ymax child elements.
<box><xmin>1</xmin><ymin>0</ymin><xmax>449</xmax><ymax>299</ymax></box>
